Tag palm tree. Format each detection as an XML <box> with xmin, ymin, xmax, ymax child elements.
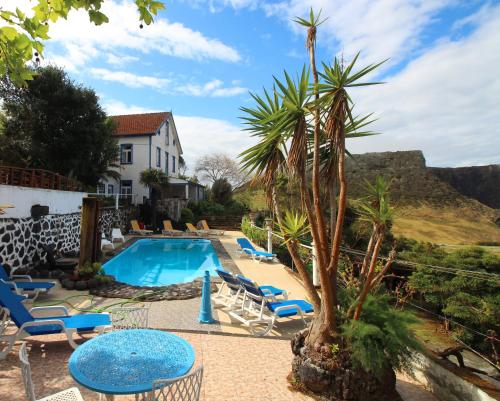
<box><xmin>139</xmin><ymin>168</ymin><xmax>169</xmax><ymax>229</ymax></box>
<box><xmin>239</xmin><ymin>9</ymin><xmax>394</xmax><ymax>399</ymax></box>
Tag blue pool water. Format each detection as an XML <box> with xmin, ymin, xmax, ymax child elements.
<box><xmin>103</xmin><ymin>238</ymin><xmax>222</xmax><ymax>286</ymax></box>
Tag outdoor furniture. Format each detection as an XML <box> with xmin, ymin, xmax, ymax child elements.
<box><xmin>162</xmin><ymin>220</ymin><xmax>182</xmax><ymax>236</ymax></box>
<box><xmin>68</xmin><ymin>329</ymin><xmax>195</xmax><ymax>401</ymax></box>
<box><xmin>151</xmin><ymin>366</ymin><xmax>203</xmax><ymax>401</ymax></box>
<box><xmin>130</xmin><ymin>220</ymin><xmax>154</xmax><ymax>236</ymax></box>
<box><xmin>0</xmin><ymin>264</ymin><xmax>55</xmax><ymax>300</ymax></box>
<box><xmin>229</xmin><ymin>276</ymin><xmax>313</xmax><ymax>336</ymax></box>
<box><xmin>111</xmin><ymin>228</ymin><xmax>125</xmax><ymax>243</ymax></box>
<box><xmin>197</xmin><ymin>220</ymin><xmax>224</xmax><ymax>236</ymax></box>
<box><xmin>0</xmin><ymin>281</ymin><xmax>111</xmax><ymax>358</ymax></box>
<box><xmin>213</xmin><ymin>269</ymin><xmax>286</xmax><ymax>309</ymax></box>
<box><xmin>185</xmin><ymin>223</ymin><xmax>208</xmax><ymax>236</ymax></box>
<box><xmin>19</xmin><ymin>342</ymin><xmax>85</xmax><ymax>401</ymax></box>
<box><xmin>110</xmin><ymin>306</ymin><xmax>150</xmax><ymax>330</ymax></box>
<box><xmin>236</xmin><ymin>237</ymin><xmax>276</xmax><ymax>263</ymax></box>
<box><xmin>101</xmin><ymin>233</ymin><xmax>114</xmax><ymax>251</ymax></box>
<box><xmin>40</xmin><ymin>244</ymin><xmax>78</xmax><ymax>271</ymax></box>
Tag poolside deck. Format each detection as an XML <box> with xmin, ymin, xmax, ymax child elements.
<box><xmin>0</xmin><ymin>231</ymin><xmax>439</xmax><ymax>401</ymax></box>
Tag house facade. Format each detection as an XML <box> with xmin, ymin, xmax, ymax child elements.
<box><xmin>99</xmin><ymin>112</ymin><xmax>204</xmax><ymax>206</ymax></box>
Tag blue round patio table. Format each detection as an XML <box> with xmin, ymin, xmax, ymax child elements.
<box><xmin>68</xmin><ymin>329</ymin><xmax>195</xmax><ymax>398</ymax></box>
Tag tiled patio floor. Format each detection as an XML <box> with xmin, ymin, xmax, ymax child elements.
<box><xmin>0</xmin><ymin>332</ymin><xmax>437</xmax><ymax>401</ymax></box>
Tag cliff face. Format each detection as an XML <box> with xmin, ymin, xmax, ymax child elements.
<box><xmin>429</xmin><ymin>165</ymin><xmax>500</xmax><ymax>209</ymax></box>
<box><xmin>345</xmin><ymin>150</ymin><xmax>499</xmax><ymax>211</ymax></box>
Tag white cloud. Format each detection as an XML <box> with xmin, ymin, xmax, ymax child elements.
<box><xmin>265</xmin><ymin>0</ymin><xmax>453</xmax><ymax>68</ymax></box>
<box><xmin>92</xmin><ymin>69</ymin><xmax>246</xmax><ymax>97</ymax></box>
<box><xmin>348</xmin><ymin>4</ymin><xmax>500</xmax><ymax>167</ymax></box>
<box><xmin>90</xmin><ymin>68</ymin><xmax>171</xmax><ymax>89</ymax></box>
<box><xmin>174</xmin><ymin>115</ymin><xmax>256</xmax><ymax>171</ymax></box>
<box><xmin>10</xmin><ymin>0</ymin><xmax>242</xmax><ymax>69</ymax></box>
<box><xmin>106</xmin><ymin>53</ymin><xmax>140</xmax><ymax>66</ymax></box>
<box><xmin>102</xmin><ymin>100</ymin><xmax>159</xmax><ymax>115</ymax></box>
<box><xmin>178</xmin><ymin>79</ymin><xmax>247</xmax><ymax>97</ymax></box>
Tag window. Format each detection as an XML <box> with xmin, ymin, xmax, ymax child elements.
<box><xmin>120</xmin><ymin>180</ymin><xmax>132</xmax><ymax>197</ymax></box>
<box><xmin>156</xmin><ymin>147</ymin><xmax>161</xmax><ymax>168</ymax></box>
<box><xmin>107</xmin><ymin>184</ymin><xmax>114</xmax><ymax>195</ymax></box>
<box><xmin>97</xmin><ymin>183</ymin><xmax>105</xmax><ymax>194</ymax></box>
<box><xmin>165</xmin><ymin>151</ymin><xmax>169</xmax><ymax>174</ymax></box>
<box><xmin>120</xmin><ymin>144</ymin><xmax>133</xmax><ymax>164</ymax></box>
<box><xmin>165</xmin><ymin>123</ymin><xmax>169</xmax><ymax>145</ymax></box>
<box><xmin>172</xmin><ymin>155</ymin><xmax>176</xmax><ymax>173</ymax></box>
<box><xmin>173</xmin><ymin>138</ymin><xmax>176</xmax><ymax>146</ymax></box>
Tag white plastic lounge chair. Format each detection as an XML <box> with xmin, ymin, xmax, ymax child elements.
<box><xmin>110</xmin><ymin>306</ymin><xmax>149</xmax><ymax>330</ymax></box>
<box><xmin>20</xmin><ymin>342</ymin><xmax>85</xmax><ymax>401</ymax></box>
<box><xmin>151</xmin><ymin>366</ymin><xmax>203</xmax><ymax>401</ymax></box>
<box><xmin>236</xmin><ymin>237</ymin><xmax>276</xmax><ymax>263</ymax></box>
<box><xmin>101</xmin><ymin>233</ymin><xmax>114</xmax><ymax>250</ymax></box>
<box><xmin>0</xmin><ymin>264</ymin><xmax>55</xmax><ymax>301</ymax></box>
<box><xmin>213</xmin><ymin>269</ymin><xmax>287</xmax><ymax>309</ymax></box>
<box><xmin>111</xmin><ymin>228</ymin><xmax>125</xmax><ymax>243</ymax></box>
<box><xmin>0</xmin><ymin>281</ymin><xmax>111</xmax><ymax>358</ymax></box>
<box><xmin>229</xmin><ymin>276</ymin><xmax>313</xmax><ymax>336</ymax></box>
<box><xmin>198</xmin><ymin>220</ymin><xmax>224</xmax><ymax>236</ymax></box>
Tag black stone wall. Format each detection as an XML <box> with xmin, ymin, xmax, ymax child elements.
<box><xmin>0</xmin><ymin>207</ymin><xmax>133</xmax><ymax>272</ymax></box>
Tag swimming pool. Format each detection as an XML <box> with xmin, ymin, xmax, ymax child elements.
<box><xmin>103</xmin><ymin>238</ymin><xmax>222</xmax><ymax>286</ymax></box>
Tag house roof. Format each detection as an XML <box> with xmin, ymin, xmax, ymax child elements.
<box><xmin>111</xmin><ymin>112</ymin><xmax>171</xmax><ymax>136</ymax></box>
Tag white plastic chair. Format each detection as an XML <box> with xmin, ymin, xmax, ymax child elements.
<box><xmin>101</xmin><ymin>233</ymin><xmax>114</xmax><ymax>250</ymax></box>
<box><xmin>111</xmin><ymin>228</ymin><xmax>125</xmax><ymax>243</ymax></box>
<box><xmin>149</xmin><ymin>366</ymin><xmax>203</xmax><ymax>401</ymax></box>
<box><xmin>110</xmin><ymin>306</ymin><xmax>149</xmax><ymax>330</ymax></box>
<box><xmin>19</xmin><ymin>342</ymin><xmax>84</xmax><ymax>401</ymax></box>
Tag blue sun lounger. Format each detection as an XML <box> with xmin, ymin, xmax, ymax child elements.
<box><xmin>213</xmin><ymin>269</ymin><xmax>287</xmax><ymax>308</ymax></box>
<box><xmin>236</xmin><ymin>238</ymin><xmax>276</xmax><ymax>263</ymax></box>
<box><xmin>0</xmin><ymin>264</ymin><xmax>55</xmax><ymax>300</ymax></box>
<box><xmin>0</xmin><ymin>281</ymin><xmax>111</xmax><ymax>358</ymax></box>
<box><xmin>228</xmin><ymin>276</ymin><xmax>313</xmax><ymax>336</ymax></box>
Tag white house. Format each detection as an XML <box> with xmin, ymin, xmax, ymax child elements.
<box><xmin>99</xmin><ymin>112</ymin><xmax>204</xmax><ymax>205</ymax></box>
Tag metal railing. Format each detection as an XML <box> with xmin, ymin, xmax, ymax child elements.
<box><xmin>0</xmin><ymin>165</ymin><xmax>83</xmax><ymax>192</ymax></box>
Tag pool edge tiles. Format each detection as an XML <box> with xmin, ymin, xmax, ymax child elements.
<box><xmin>103</xmin><ymin>238</ymin><xmax>222</xmax><ymax>287</ymax></box>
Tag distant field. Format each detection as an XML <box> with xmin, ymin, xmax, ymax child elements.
<box><xmin>392</xmin><ymin>205</ymin><xmax>500</xmax><ymax>246</ymax></box>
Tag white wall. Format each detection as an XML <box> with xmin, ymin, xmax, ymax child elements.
<box><xmin>108</xmin><ymin>114</ymin><xmax>183</xmax><ymax>205</ymax></box>
<box><xmin>0</xmin><ymin>185</ymin><xmax>87</xmax><ymax>218</ymax></box>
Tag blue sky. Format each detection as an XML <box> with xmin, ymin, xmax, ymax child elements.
<box><xmin>6</xmin><ymin>0</ymin><xmax>500</xmax><ymax>171</ymax></box>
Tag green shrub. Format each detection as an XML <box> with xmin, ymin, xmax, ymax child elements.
<box><xmin>180</xmin><ymin>207</ymin><xmax>194</xmax><ymax>223</ymax></box>
<box><xmin>225</xmin><ymin>200</ymin><xmax>249</xmax><ymax>216</ymax></box>
<box><xmin>340</xmin><ymin>291</ymin><xmax>420</xmax><ymax>377</ymax></box>
<box><xmin>405</xmin><ymin>243</ymin><xmax>500</xmax><ymax>354</ymax></box>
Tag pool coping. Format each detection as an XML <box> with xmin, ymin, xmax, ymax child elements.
<box><xmin>90</xmin><ymin>235</ymin><xmax>241</xmax><ymax>301</ymax></box>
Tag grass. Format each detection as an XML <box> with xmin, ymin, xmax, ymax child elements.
<box><xmin>392</xmin><ymin>204</ymin><xmax>500</xmax><ymax>246</ymax></box>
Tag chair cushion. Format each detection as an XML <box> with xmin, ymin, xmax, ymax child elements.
<box><xmin>14</xmin><ymin>281</ymin><xmax>55</xmax><ymax>291</ymax></box>
<box><xmin>27</xmin><ymin>313</ymin><xmax>111</xmax><ymax>335</ymax></box>
<box><xmin>259</xmin><ymin>285</ymin><xmax>284</xmax><ymax>296</ymax></box>
<box><xmin>267</xmin><ymin>300</ymin><xmax>313</xmax><ymax>318</ymax></box>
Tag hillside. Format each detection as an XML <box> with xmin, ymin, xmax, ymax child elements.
<box><xmin>345</xmin><ymin>150</ymin><xmax>499</xmax><ymax>245</ymax></box>
<box><xmin>237</xmin><ymin>150</ymin><xmax>500</xmax><ymax>246</ymax></box>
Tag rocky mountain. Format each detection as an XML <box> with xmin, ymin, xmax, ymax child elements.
<box><xmin>345</xmin><ymin>150</ymin><xmax>499</xmax><ymax>220</ymax></box>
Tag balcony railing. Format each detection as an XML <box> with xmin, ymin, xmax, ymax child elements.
<box><xmin>0</xmin><ymin>165</ymin><xmax>84</xmax><ymax>192</ymax></box>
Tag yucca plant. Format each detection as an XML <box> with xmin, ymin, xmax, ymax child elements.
<box><xmin>239</xmin><ymin>8</ymin><xmax>405</xmax><ymax>400</ymax></box>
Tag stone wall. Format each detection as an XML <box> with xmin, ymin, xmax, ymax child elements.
<box><xmin>0</xmin><ymin>207</ymin><xmax>133</xmax><ymax>272</ymax></box>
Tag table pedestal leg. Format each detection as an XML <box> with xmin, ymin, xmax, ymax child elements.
<box><xmin>105</xmin><ymin>394</ymin><xmax>115</xmax><ymax>401</ymax></box>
